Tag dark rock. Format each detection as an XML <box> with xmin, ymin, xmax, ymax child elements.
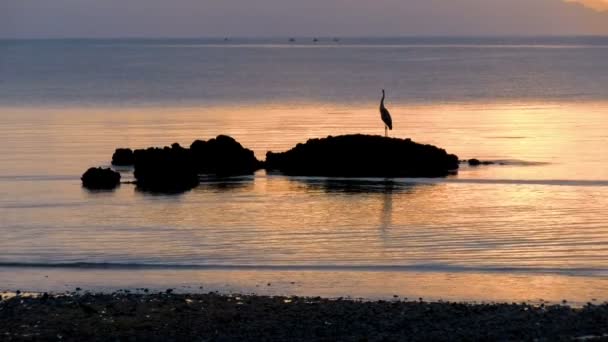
<box><xmin>111</xmin><ymin>148</ymin><xmax>134</xmax><ymax>166</ymax></box>
<box><xmin>468</xmin><ymin>159</ymin><xmax>495</xmax><ymax>166</ymax></box>
<box><xmin>81</xmin><ymin>167</ymin><xmax>121</xmax><ymax>189</ymax></box>
<box><xmin>123</xmin><ymin>135</ymin><xmax>262</xmax><ymax>193</ymax></box>
<box><xmin>134</xmin><ymin>143</ymin><xmax>199</xmax><ymax>193</ymax></box>
<box><xmin>128</xmin><ymin>136</ymin><xmax>261</xmax><ymax>193</ymax></box>
<box><xmin>78</xmin><ymin>303</ymin><xmax>98</xmax><ymax>315</ymax></box>
<box><xmin>190</xmin><ymin>135</ymin><xmax>261</xmax><ymax>176</ymax></box>
<box><xmin>265</xmin><ymin>134</ymin><xmax>459</xmax><ymax>177</ymax></box>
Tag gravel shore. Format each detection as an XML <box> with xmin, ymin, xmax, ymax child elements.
<box><xmin>1</xmin><ymin>292</ymin><xmax>607</xmax><ymax>341</ymax></box>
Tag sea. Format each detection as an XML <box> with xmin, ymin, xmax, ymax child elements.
<box><xmin>1</xmin><ymin>37</ymin><xmax>608</xmax><ymax>305</ymax></box>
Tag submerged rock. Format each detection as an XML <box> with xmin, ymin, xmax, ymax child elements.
<box><xmin>111</xmin><ymin>148</ymin><xmax>134</xmax><ymax>166</ymax></box>
<box><xmin>81</xmin><ymin>167</ymin><xmax>121</xmax><ymax>189</ymax></box>
<box><xmin>266</xmin><ymin>134</ymin><xmax>459</xmax><ymax>177</ymax></box>
<box><xmin>467</xmin><ymin>159</ymin><xmax>495</xmax><ymax>166</ymax></box>
<box><xmin>190</xmin><ymin>135</ymin><xmax>261</xmax><ymax>176</ymax></box>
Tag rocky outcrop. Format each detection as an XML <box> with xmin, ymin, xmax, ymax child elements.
<box><xmin>266</xmin><ymin>134</ymin><xmax>459</xmax><ymax>177</ymax></box>
<box><xmin>131</xmin><ymin>136</ymin><xmax>262</xmax><ymax>193</ymax></box>
<box><xmin>133</xmin><ymin>143</ymin><xmax>199</xmax><ymax>193</ymax></box>
<box><xmin>111</xmin><ymin>148</ymin><xmax>134</xmax><ymax>166</ymax></box>
<box><xmin>100</xmin><ymin>134</ymin><xmax>460</xmax><ymax>193</ymax></box>
<box><xmin>190</xmin><ymin>135</ymin><xmax>261</xmax><ymax>176</ymax></box>
<box><xmin>81</xmin><ymin>167</ymin><xmax>121</xmax><ymax>189</ymax></box>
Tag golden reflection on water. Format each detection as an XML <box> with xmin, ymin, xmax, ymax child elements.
<box><xmin>1</xmin><ymin>101</ymin><xmax>608</xmax><ymax>180</ymax></box>
<box><xmin>3</xmin><ymin>173</ymin><xmax>606</xmax><ymax>270</ymax></box>
<box><xmin>1</xmin><ymin>101</ymin><xmax>608</xmax><ymax>302</ymax></box>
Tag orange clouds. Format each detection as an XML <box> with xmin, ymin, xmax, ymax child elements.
<box><xmin>565</xmin><ymin>0</ymin><xmax>608</xmax><ymax>11</ymax></box>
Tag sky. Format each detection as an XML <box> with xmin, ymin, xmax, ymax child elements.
<box><xmin>567</xmin><ymin>0</ymin><xmax>608</xmax><ymax>11</ymax></box>
<box><xmin>1</xmin><ymin>0</ymin><xmax>608</xmax><ymax>38</ymax></box>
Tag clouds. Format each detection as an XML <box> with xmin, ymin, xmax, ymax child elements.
<box><xmin>1</xmin><ymin>0</ymin><xmax>608</xmax><ymax>38</ymax></box>
<box><xmin>565</xmin><ymin>0</ymin><xmax>608</xmax><ymax>11</ymax></box>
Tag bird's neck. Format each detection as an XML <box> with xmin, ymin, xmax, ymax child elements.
<box><xmin>380</xmin><ymin>93</ymin><xmax>385</xmax><ymax>108</ymax></box>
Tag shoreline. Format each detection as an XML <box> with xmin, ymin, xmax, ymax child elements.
<box><xmin>1</xmin><ymin>292</ymin><xmax>608</xmax><ymax>341</ymax></box>
<box><xmin>2</xmin><ymin>267</ymin><xmax>607</xmax><ymax>309</ymax></box>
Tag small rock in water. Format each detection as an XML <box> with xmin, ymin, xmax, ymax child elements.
<box><xmin>468</xmin><ymin>158</ymin><xmax>495</xmax><ymax>166</ymax></box>
<box><xmin>468</xmin><ymin>158</ymin><xmax>482</xmax><ymax>166</ymax></box>
<box><xmin>81</xmin><ymin>167</ymin><xmax>121</xmax><ymax>190</ymax></box>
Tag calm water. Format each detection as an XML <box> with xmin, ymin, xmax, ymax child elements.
<box><xmin>1</xmin><ymin>37</ymin><xmax>607</xmax><ymax>303</ymax></box>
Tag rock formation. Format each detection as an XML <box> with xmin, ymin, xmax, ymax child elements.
<box><xmin>81</xmin><ymin>167</ymin><xmax>121</xmax><ymax>189</ymax></box>
<box><xmin>266</xmin><ymin>134</ymin><xmax>459</xmax><ymax>177</ymax></box>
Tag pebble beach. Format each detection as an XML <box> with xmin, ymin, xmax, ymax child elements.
<box><xmin>1</xmin><ymin>292</ymin><xmax>608</xmax><ymax>341</ymax></box>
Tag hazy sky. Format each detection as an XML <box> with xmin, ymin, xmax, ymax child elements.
<box><xmin>1</xmin><ymin>0</ymin><xmax>608</xmax><ymax>38</ymax></box>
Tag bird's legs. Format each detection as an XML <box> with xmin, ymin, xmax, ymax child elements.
<box><xmin>385</xmin><ymin>125</ymin><xmax>387</xmax><ymax>137</ymax></box>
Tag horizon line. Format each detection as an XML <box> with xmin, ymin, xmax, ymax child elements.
<box><xmin>3</xmin><ymin>34</ymin><xmax>608</xmax><ymax>40</ymax></box>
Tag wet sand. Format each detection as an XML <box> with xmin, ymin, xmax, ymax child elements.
<box><xmin>3</xmin><ymin>267</ymin><xmax>608</xmax><ymax>308</ymax></box>
<box><xmin>1</xmin><ymin>292</ymin><xmax>607</xmax><ymax>341</ymax></box>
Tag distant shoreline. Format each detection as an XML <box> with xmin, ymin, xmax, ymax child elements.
<box><xmin>3</xmin><ymin>35</ymin><xmax>608</xmax><ymax>40</ymax></box>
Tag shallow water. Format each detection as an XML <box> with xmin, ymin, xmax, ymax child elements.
<box><xmin>2</xmin><ymin>267</ymin><xmax>608</xmax><ymax>307</ymax></box>
<box><xmin>1</xmin><ymin>38</ymin><xmax>607</xmax><ymax>302</ymax></box>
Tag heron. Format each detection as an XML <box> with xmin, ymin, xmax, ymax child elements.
<box><xmin>380</xmin><ymin>89</ymin><xmax>393</xmax><ymax>137</ymax></box>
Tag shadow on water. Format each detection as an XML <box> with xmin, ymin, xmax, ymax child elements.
<box><xmin>134</xmin><ymin>175</ymin><xmax>255</xmax><ymax>196</ymax></box>
<box><xmin>82</xmin><ymin>185</ymin><xmax>121</xmax><ymax>195</ymax></box>
<box><xmin>134</xmin><ymin>186</ymin><xmax>191</xmax><ymax>197</ymax></box>
<box><xmin>289</xmin><ymin>177</ymin><xmax>424</xmax><ymax>195</ymax></box>
<box><xmin>286</xmin><ymin>177</ymin><xmax>439</xmax><ymax>233</ymax></box>
<box><xmin>380</xmin><ymin>190</ymin><xmax>392</xmax><ymax>231</ymax></box>
<box><xmin>195</xmin><ymin>175</ymin><xmax>255</xmax><ymax>193</ymax></box>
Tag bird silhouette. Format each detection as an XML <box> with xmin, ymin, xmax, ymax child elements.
<box><xmin>380</xmin><ymin>89</ymin><xmax>393</xmax><ymax>137</ymax></box>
